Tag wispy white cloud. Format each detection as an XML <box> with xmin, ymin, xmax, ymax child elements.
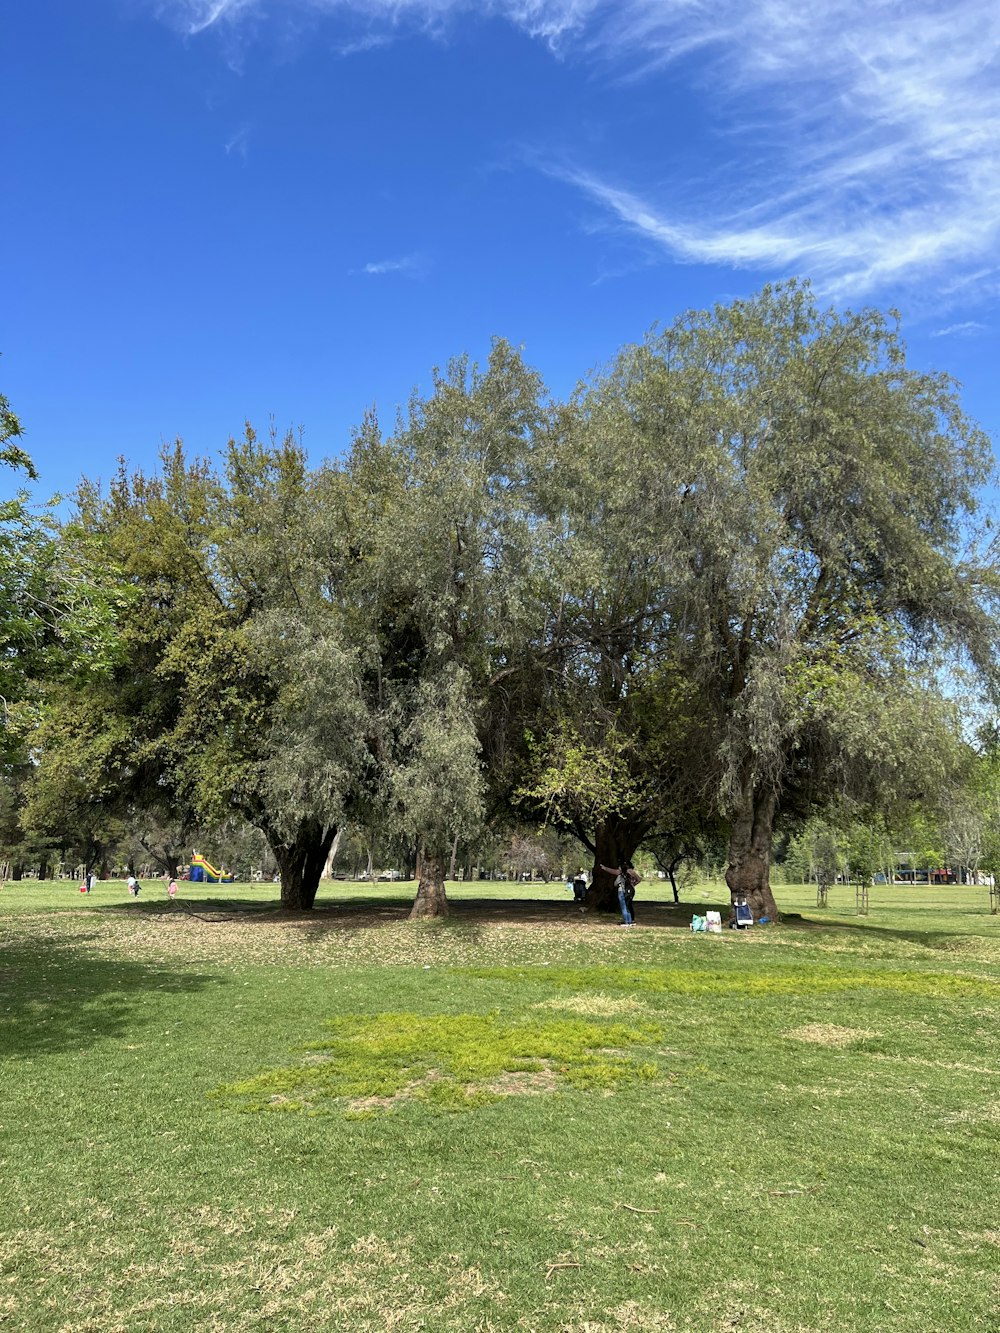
<box><xmin>542</xmin><ymin>0</ymin><xmax>1000</xmax><ymax>300</ymax></box>
<box><xmin>169</xmin><ymin>0</ymin><xmax>259</xmax><ymax>36</ymax></box>
<box><xmin>552</xmin><ymin>159</ymin><xmax>1000</xmax><ymax>301</ymax></box>
<box><xmin>224</xmin><ymin>123</ymin><xmax>250</xmax><ymax>159</ymax></box>
<box><xmin>157</xmin><ymin>0</ymin><xmax>599</xmax><ymax>41</ymax></box>
<box><xmin>150</xmin><ymin>0</ymin><xmax>1000</xmax><ymax>300</ymax></box>
<box><xmin>352</xmin><ymin>254</ymin><xmax>429</xmax><ymax>277</ymax></box>
<box><xmin>332</xmin><ymin>31</ymin><xmax>393</xmax><ymax>56</ymax></box>
<box><xmin>931</xmin><ymin>321</ymin><xmax>989</xmax><ymax>338</ymax></box>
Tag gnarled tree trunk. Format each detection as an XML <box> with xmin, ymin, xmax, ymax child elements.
<box><xmin>586</xmin><ymin>818</ymin><xmax>643</xmax><ymax>914</ymax></box>
<box><xmin>271</xmin><ymin>818</ymin><xmax>339</xmax><ymax>911</ymax></box>
<box><xmin>726</xmin><ymin>782</ymin><xmax>780</xmax><ymax>922</ymax></box>
<box><xmin>409</xmin><ymin>847</ymin><xmax>449</xmax><ymax>919</ymax></box>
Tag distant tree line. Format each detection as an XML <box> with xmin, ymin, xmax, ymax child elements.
<box><xmin>3</xmin><ymin>282</ymin><xmax>1000</xmax><ymax>918</ymax></box>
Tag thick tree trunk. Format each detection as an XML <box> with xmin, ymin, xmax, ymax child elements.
<box><xmin>409</xmin><ymin>848</ymin><xmax>449</xmax><ymax>919</ymax></box>
<box><xmin>274</xmin><ymin>842</ymin><xmax>309</xmax><ymax>908</ymax></box>
<box><xmin>725</xmin><ymin>783</ymin><xmax>780</xmax><ymax>922</ymax></box>
<box><xmin>586</xmin><ymin>819</ymin><xmax>642</xmax><ymax>914</ymax></box>
<box><xmin>271</xmin><ymin>819</ymin><xmax>339</xmax><ymax>911</ymax></box>
<box><xmin>303</xmin><ymin>830</ymin><xmax>334</xmax><ymax>903</ymax></box>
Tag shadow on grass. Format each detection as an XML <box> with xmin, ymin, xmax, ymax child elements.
<box><xmin>62</xmin><ymin>894</ymin><xmax>742</xmax><ymax>934</ymax></box>
<box><xmin>792</xmin><ymin>910</ymin><xmax>997</xmax><ymax>951</ymax></box>
<box><xmin>242</xmin><ymin>895</ymin><xmax>995</xmax><ymax>951</ymax></box>
<box><xmin>60</xmin><ymin>892</ymin><xmax>991</xmax><ymax>951</ymax></box>
<box><xmin>96</xmin><ymin>898</ymin><xmax>277</xmax><ymax>920</ymax></box>
<box><xmin>115</xmin><ymin>895</ymin><xmax>724</xmax><ymax>929</ymax></box>
<box><xmin>0</xmin><ymin>930</ymin><xmax>217</xmax><ymax>1059</ymax></box>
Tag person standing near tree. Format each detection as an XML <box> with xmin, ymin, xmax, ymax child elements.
<box><xmin>572</xmin><ymin>870</ymin><xmax>588</xmax><ymax>906</ymax></box>
<box><xmin>600</xmin><ymin>861</ymin><xmax>641</xmax><ymax>925</ymax></box>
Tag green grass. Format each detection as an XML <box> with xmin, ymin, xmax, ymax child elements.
<box><xmin>1</xmin><ymin>877</ymin><xmax>998</xmax><ymax>1330</ymax></box>
<box><xmin>218</xmin><ymin>1011</ymin><xmax>662</xmax><ymax>1117</ymax></box>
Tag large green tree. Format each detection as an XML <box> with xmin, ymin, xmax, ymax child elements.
<box><xmin>527</xmin><ymin>282</ymin><xmax>998</xmax><ymax>918</ymax></box>
<box><xmin>163</xmin><ymin>430</ymin><xmax>367</xmax><ymax>909</ymax></box>
<box><xmin>32</xmin><ymin>435</ymin><xmax>366</xmax><ymax>909</ymax></box>
<box><xmin>336</xmin><ymin>341</ymin><xmax>546</xmax><ymax>917</ymax></box>
<box><xmin>647</xmin><ymin>285</ymin><xmax>992</xmax><ymax>917</ymax></box>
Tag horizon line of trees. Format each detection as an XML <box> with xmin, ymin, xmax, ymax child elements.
<box><xmin>3</xmin><ymin>280</ymin><xmax>1000</xmax><ymax>919</ymax></box>
<box><xmin>7</xmin><ymin>801</ymin><xmax>998</xmax><ymax>902</ymax></box>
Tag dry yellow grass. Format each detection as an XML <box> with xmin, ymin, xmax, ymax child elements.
<box><xmin>783</xmin><ymin>1023</ymin><xmax>876</xmax><ymax>1047</ymax></box>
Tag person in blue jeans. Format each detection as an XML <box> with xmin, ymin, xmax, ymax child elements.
<box><xmin>600</xmin><ymin>861</ymin><xmax>640</xmax><ymax>925</ymax></box>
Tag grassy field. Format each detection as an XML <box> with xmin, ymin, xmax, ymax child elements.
<box><xmin>1</xmin><ymin>876</ymin><xmax>998</xmax><ymax>1331</ymax></box>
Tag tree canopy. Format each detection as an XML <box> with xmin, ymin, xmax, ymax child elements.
<box><xmin>11</xmin><ymin>283</ymin><xmax>1000</xmax><ymax>917</ymax></box>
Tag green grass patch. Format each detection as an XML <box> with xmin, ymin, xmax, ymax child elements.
<box><xmin>462</xmin><ymin>962</ymin><xmax>999</xmax><ymax>1000</ymax></box>
<box><xmin>2</xmin><ymin>877</ymin><xmax>998</xmax><ymax>1331</ymax></box>
<box><xmin>216</xmin><ymin>1010</ymin><xmax>663</xmax><ymax>1116</ymax></box>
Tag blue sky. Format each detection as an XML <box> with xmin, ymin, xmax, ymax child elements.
<box><xmin>6</xmin><ymin>0</ymin><xmax>999</xmax><ymax>502</ymax></box>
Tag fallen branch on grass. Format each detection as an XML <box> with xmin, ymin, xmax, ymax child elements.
<box><xmin>545</xmin><ymin>1261</ymin><xmax>582</xmax><ymax>1281</ymax></box>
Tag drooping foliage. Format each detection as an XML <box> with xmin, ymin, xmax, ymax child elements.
<box><xmin>525</xmin><ymin>283</ymin><xmax>999</xmax><ymax>916</ymax></box>
<box><xmin>15</xmin><ymin>283</ymin><xmax>1000</xmax><ymax>917</ymax></box>
<box><xmin>335</xmin><ymin>341</ymin><xmax>547</xmax><ymax>916</ymax></box>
